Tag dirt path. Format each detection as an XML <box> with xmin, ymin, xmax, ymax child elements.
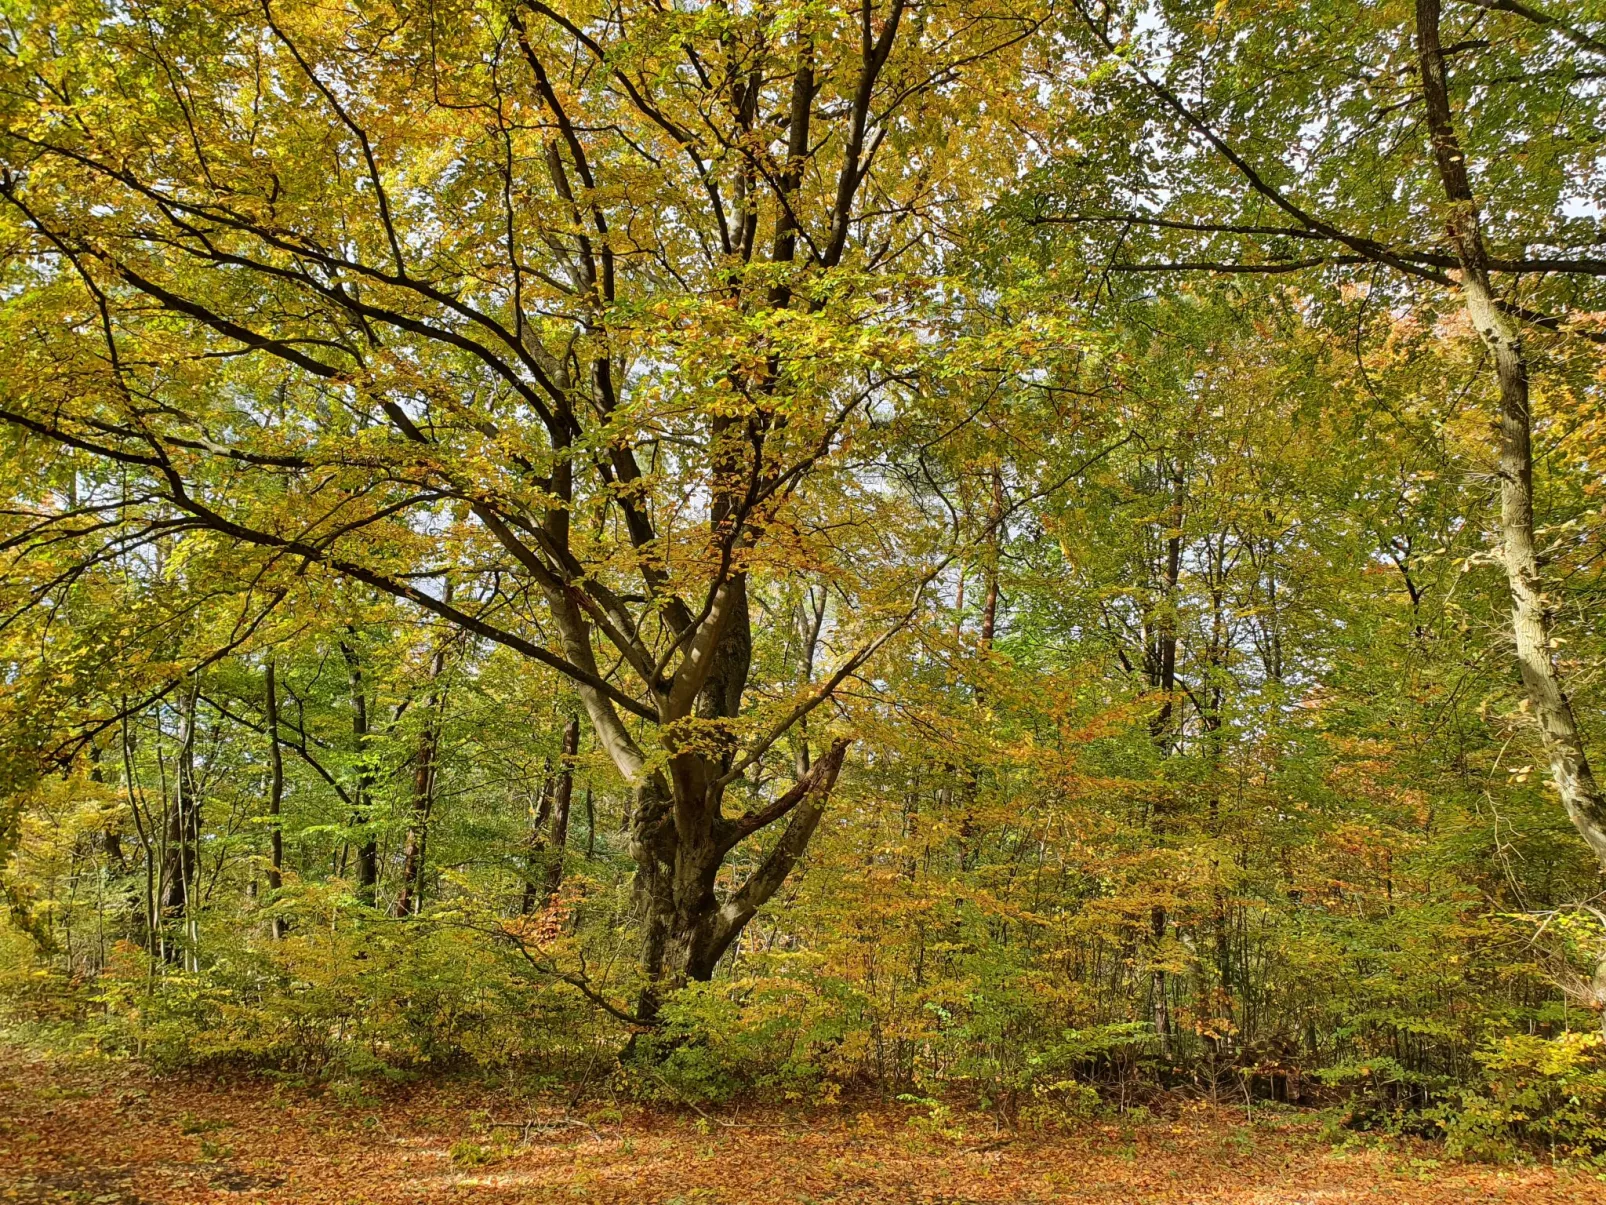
<box><xmin>1</xmin><ymin>1049</ymin><xmax>1597</xmax><ymax>1203</ymax></box>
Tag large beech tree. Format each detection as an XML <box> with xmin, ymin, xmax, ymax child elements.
<box><xmin>0</xmin><ymin>0</ymin><xmax>1039</xmax><ymax>1016</ymax></box>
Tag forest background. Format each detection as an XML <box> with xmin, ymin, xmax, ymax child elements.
<box><xmin>2</xmin><ymin>0</ymin><xmax>1606</xmax><ymax>1165</ymax></box>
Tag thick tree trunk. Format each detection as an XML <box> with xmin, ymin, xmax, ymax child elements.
<box><xmin>1489</xmin><ymin>346</ymin><xmax>1606</xmax><ymax>864</ymax></box>
<box><xmin>629</xmin><ymin>738</ymin><xmax>850</xmax><ymax>1022</ymax></box>
<box><xmin>391</xmin><ymin>725</ymin><xmax>436</xmax><ymax>919</ymax></box>
<box><xmin>392</xmin><ymin>725</ymin><xmax>436</xmax><ymax>918</ymax></box>
<box><xmin>1416</xmin><ymin>0</ymin><xmax>1606</xmax><ymax>869</ymax></box>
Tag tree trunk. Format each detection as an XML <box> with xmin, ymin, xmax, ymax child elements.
<box><xmin>158</xmin><ymin>682</ymin><xmax>201</xmax><ymax>963</ymax></box>
<box><xmin>339</xmin><ymin>641</ymin><xmax>379</xmax><ymax>905</ymax></box>
<box><xmin>1151</xmin><ymin>903</ymin><xmax>1170</xmax><ymax>1057</ymax></box>
<box><xmin>1416</xmin><ymin>0</ymin><xmax>1606</xmax><ymax>868</ymax></box>
<box><xmin>1147</xmin><ymin>459</ymin><xmax>1185</xmax><ymax>747</ymax></box>
<box><xmin>542</xmin><ymin>717</ymin><xmax>581</xmax><ymax>904</ymax></box>
<box><xmin>87</xmin><ymin>742</ymin><xmax>126</xmax><ymax>871</ymax></box>
<box><xmin>392</xmin><ymin>722</ymin><xmax>437</xmax><ymax>919</ymax></box>
<box><xmin>121</xmin><ymin>716</ymin><xmax>158</xmax><ymax>957</ymax></box>
<box><xmin>1145</xmin><ymin>459</ymin><xmax>1185</xmax><ymax>1051</ymax></box>
<box><xmin>393</xmin><ymin>636</ymin><xmax>449</xmax><ymax>919</ymax></box>
<box><xmin>958</xmin><ymin>470</ymin><xmax>1005</xmax><ymax>870</ymax></box>
<box><xmin>265</xmin><ymin>659</ymin><xmax>285</xmax><ymax>939</ymax></box>
<box><xmin>628</xmin><ymin>738</ymin><xmax>850</xmax><ymax>1023</ymax></box>
<box><xmin>520</xmin><ymin>769</ymin><xmax>555</xmax><ymax>916</ymax></box>
<box><xmin>979</xmin><ymin>466</ymin><xmax>1005</xmax><ymax>650</ymax></box>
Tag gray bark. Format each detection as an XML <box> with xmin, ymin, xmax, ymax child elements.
<box><xmin>1416</xmin><ymin>0</ymin><xmax>1606</xmax><ymax>870</ymax></box>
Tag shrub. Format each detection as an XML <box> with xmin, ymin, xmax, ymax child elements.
<box><xmin>623</xmin><ymin>958</ymin><xmax>864</xmax><ymax>1103</ymax></box>
<box><xmin>49</xmin><ymin>900</ymin><xmax>608</xmax><ymax>1080</ymax></box>
<box><xmin>1439</xmin><ymin>1031</ymin><xmax>1606</xmax><ymax>1162</ymax></box>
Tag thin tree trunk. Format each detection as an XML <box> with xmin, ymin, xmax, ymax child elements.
<box><xmin>1146</xmin><ymin>460</ymin><xmax>1185</xmax><ymax>1053</ymax></box>
<box><xmin>793</xmin><ymin>587</ymin><xmax>828</xmax><ymax>779</ymax></box>
<box><xmin>1150</xmin><ymin>904</ymin><xmax>1170</xmax><ymax>1058</ymax></box>
<box><xmin>958</xmin><ymin>473</ymin><xmax>1005</xmax><ymax>870</ymax></box>
<box><xmin>394</xmin><ymin>636</ymin><xmax>449</xmax><ymax>918</ymax></box>
<box><xmin>520</xmin><ymin>768</ymin><xmax>555</xmax><ymax>915</ymax></box>
<box><xmin>1148</xmin><ymin>460</ymin><xmax>1185</xmax><ymax>747</ymax></box>
<box><xmin>339</xmin><ymin>641</ymin><xmax>379</xmax><ymax>905</ymax></box>
<box><xmin>121</xmin><ymin>713</ymin><xmax>158</xmax><ymax>956</ymax></box>
<box><xmin>158</xmin><ymin>683</ymin><xmax>201</xmax><ymax>964</ymax></box>
<box><xmin>265</xmin><ymin>659</ymin><xmax>285</xmax><ymax>939</ymax></box>
<box><xmin>87</xmin><ymin>743</ymin><xmax>124</xmax><ymax>870</ymax></box>
<box><xmin>542</xmin><ymin>717</ymin><xmax>582</xmax><ymax>903</ymax></box>
<box><xmin>979</xmin><ymin>468</ymin><xmax>1004</xmax><ymax>650</ymax></box>
<box><xmin>1416</xmin><ymin>0</ymin><xmax>1606</xmax><ymax>869</ymax></box>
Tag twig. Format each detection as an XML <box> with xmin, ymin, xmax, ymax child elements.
<box><xmin>643</xmin><ymin>1068</ymin><xmax>815</xmax><ymax>1131</ymax></box>
<box><xmin>959</xmin><ymin>1137</ymin><xmax>1014</xmax><ymax>1155</ymax></box>
<box><xmin>486</xmin><ymin>1117</ymin><xmax>604</xmax><ymax>1144</ymax></box>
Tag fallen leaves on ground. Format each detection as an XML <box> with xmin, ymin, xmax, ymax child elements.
<box><xmin>0</xmin><ymin>1049</ymin><xmax>1597</xmax><ymax>1203</ymax></box>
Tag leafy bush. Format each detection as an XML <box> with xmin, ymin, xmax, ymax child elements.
<box><xmin>4</xmin><ymin>892</ymin><xmax>610</xmax><ymax>1081</ymax></box>
<box><xmin>1315</xmin><ymin>1055</ymin><xmax>1450</xmax><ymax>1135</ymax></box>
<box><xmin>623</xmin><ymin>955</ymin><xmax>869</xmax><ymax>1103</ymax></box>
<box><xmin>1439</xmin><ymin>1032</ymin><xmax>1606</xmax><ymax>1162</ymax></box>
<box><xmin>1006</xmin><ymin>1023</ymin><xmax>1150</xmax><ymax>1127</ymax></box>
<box><xmin>0</xmin><ymin>923</ymin><xmax>80</xmax><ymax>1038</ymax></box>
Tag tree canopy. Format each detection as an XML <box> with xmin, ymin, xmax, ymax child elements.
<box><xmin>4</xmin><ymin>0</ymin><xmax>1606</xmax><ymax>1153</ymax></box>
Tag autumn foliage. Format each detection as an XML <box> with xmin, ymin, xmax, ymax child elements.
<box><xmin>2</xmin><ymin>0</ymin><xmax>1606</xmax><ymax>1177</ymax></box>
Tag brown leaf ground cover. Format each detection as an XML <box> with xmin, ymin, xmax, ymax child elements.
<box><xmin>1</xmin><ymin>1048</ymin><xmax>1600</xmax><ymax>1204</ymax></box>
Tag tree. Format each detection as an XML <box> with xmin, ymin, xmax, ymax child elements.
<box><xmin>1032</xmin><ymin>0</ymin><xmax>1606</xmax><ymax>896</ymax></box>
<box><xmin>0</xmin><ymin>0</ymin><xmax>1039</xmax><ymax>1017</ymax></box>
<box><xmin>1413</xmin><ymin>0</ymin><xmax>1606</xmax><ymax>871</ymax></box>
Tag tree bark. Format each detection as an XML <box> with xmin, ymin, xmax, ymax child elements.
<box><xmin>265</xmin><ymin>659</ymin><xmax>285</xmax><ymax>939</ymax></box>
<box><xmin>980</xmin><ymin>468</ymin><xmax>1005</xmax><ymax>650</ymax></box>
<box><xmin>628</xmin><ymin>737</ymin><xmax>850</xmax><ymax>1022</ymax></box>
<box><xmin>520</xmin><ymin>768</ymin><xmax>555</xmax><ymax>916</ymax></box>
<box><xmin>158</xmin><ymin>682</ymin><xmax>201</xmax><ymax>963</ymax></box>
<box><xmin>1416</xmin><ymin>0</ymin><xmax>1606</xmax><ymax>869</ymax></box>
<box><xmin>1146</xmin><ymin>460</ymin><xmax>1185</xmax><ymax>1051</ymax></box>
<box><xmin>0</xmin><ymin>1</ymin><xmax>926</xmax><ymax>1028</ymax></box>
<box><xmin>393</xmin><ymin>634</ymin><xmax>450</xmax><ymax>918</ymax></box>
<box><xmin>339</xmin><ymin>641</ymin><xmax>379</xmax><ymax>905</ymax></box>
<box><xmin>391</xmin><ymin>719</ymin><xmax>436</xmax><ymax>918</ymax></box>
<box><xmin>1147</xmin><ymin>459</ymin><xmax>1185</xmax><ymax>748</ymax></box>
<box><xmin>956</xmin><ymin>473</ymin><xmax>1005</xmax><ymax>870</ymax></box>
<box><xmin>542</xmin><ymin>717</ymin><xmax>581</xmax><ymax>903</ymax></box>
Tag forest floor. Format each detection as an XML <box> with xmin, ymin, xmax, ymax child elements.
<box><xmin>2</xmin><ymin>1046</ymin><xmax>1601</xmax><ymax>1204</ymax></box>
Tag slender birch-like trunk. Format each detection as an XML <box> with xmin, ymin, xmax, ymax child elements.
<box><xmin>1416</xmin><ymin>0</ymin><xmax>1606</xmax><ymax>876</ymax></box>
